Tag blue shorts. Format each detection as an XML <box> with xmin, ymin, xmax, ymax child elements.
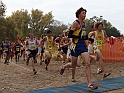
<box><xmin>0</xmin><ymin>50</ymin><xmax>3</xmax><ymax>54</ymax></box>
<box><xmin>5</xmin><ymin>51</ymin><xmax>10</xmax><ymax>55</ymax></box>
<box><xmin>36</xmin><ymin>48</ymin><xmax>38</xmax><ymax>53</ymax></box>
<box><xmin>71</xmin><ymin>39</ymin><xmax>88</xmax><ymax>57</ymax></box>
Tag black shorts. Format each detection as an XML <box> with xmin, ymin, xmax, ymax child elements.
<box><xmin>28</xmin><ymin>50</ymin><xmax>37</xmax><ymax>58</ymax></box>
<box><xmin>15</xmin><ymin>51</ymin><xmax>20</xmax><ymax>55</ymax></box>
<box><xmin>41</xmin><ymin>47</ymin><xmax>45</xmax><ymax>53</ymax></box>
<box><xmin>62</xmin><ymin>47</ymin><xmax>68</xmax><ymax>54</ymax></box>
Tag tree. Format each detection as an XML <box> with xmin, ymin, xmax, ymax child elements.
<box><xmin>48</xmin><ymin>20</ymin><xmax>68</xmax><ymax>36</ymax></box>
<box><xmin>0</xmin><ymin>18</ymin><xmax>6</xmax><ymax>40</ymax></box>
<box><xmin>0</xmin><ymin>1</ymin><xmax>6</xmax><ymax>40</ymax></box>
<box><xmin>0</xmin><ymin>0</ymin><xmax>6</xmax><ymax>18</ymax></box>
<box><xmin>39</xmin><ymin>11</ymin><xmax>54</xmax><ymax>35</ymax></box>
<box><xmin>5</xmin><ymin>17</ymin><xmax>18</xmax><ymax>41</ymax></box>
<box><xmin>8</xmin><ymin>9</ymin><xmax>55</xmax><ymax>39</ymax></box>
<box><xmin>29</xmin><ymin>9</ymin><xmax>43</xmax><ymax>36</ymax></box>
<box><xmin>11</xmin><ymin>9</ymin><xmax>30</xmax><ymax>39</ymax></box>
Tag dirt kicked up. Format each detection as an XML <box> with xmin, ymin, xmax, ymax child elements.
<box><xmin>0</xmin><ymin>57</ymin><xmax>124</xmax><ymax>93</ymax></box>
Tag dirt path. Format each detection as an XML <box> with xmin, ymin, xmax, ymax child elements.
<box><xmin>0</xmin><ymin>57</ymin><xmax>124</xmax><ymax>93</ymax></box>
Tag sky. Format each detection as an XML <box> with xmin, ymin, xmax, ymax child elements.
<box><xmin>2</xmin><ymin>0</ymin><xmax>124</xmax><ymax>34</ymax></box>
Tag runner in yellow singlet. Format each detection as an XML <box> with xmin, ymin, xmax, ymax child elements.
<box><xmin>43</xmin><ymin>30</ymin><xmax>55</xmax><ymax>70</ymax></box>
<box><xmin>88</xmin><ymin>22</ymin><xmax>110</xmax><ymax>78</ymax></box>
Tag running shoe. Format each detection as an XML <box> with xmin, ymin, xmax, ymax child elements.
<box><xmin>33</xmin><ymin>69</ymin><xmax>37</xmax><ymax>75</ymax></box>
<box><xmin>72</xmin><ymin>78</ymin><xmax>76</xmax><ymax>82</ymax></box>
<box><xmin>6</xmin><ymin>62</ymin><xmax>9</xmax><ymax>65</ymax></box>
<box><xmin>45</xmin><ymin>66</ymin><xmax>48</xmax><ymax>71</ymax></box>
<box><xmin>103</xmin><ymin>72</ymin><xmax>110</xmax><ymax>78</ymax></box>
<box><xmin>34</xmin><ymin>71</ymin><xmax>37</xmax><ymax>75</ymax></box>
<box><xmin>88</xmin><ymin>84</ymin><xmax>98</xmax><ymax>90</ymax></box>
<box><xmin>60</xmin><ymin>68</ymin><xmax>65</xmax><ymax>75</ymax></box>
<box><xmin>4</xmin><ymin>60</ymin><xmax>7</xmax><ymax>64</ymax></box>
<box><xmin>97</xmin><ymin>69</ymin><xmax>103</xmax><ymax>74</ymax></box>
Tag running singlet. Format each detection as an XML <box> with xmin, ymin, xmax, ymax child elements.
<box><xmin>71</xmin><ymin>20</ymin><xmax>87</xmax><ymax>51</ymax></box>
<box><xmin>70</xmin><ymin>20</ymin><xmax>88</xmax><ymax>57</ymax></box>
<box><xmin>94</xmin><ymin>30</ymin><xmax>104</xmax><ymax>52</ymax></box>
<box><xmin>28</xmin><ymin>39</ymin><xmax>36</xmax><ymax>50</ymax></box>
<box><xmin>45</xmin><ymin>37</ymin><xmax>53</xmax><ymax>52</ymax></box>
<box><xmin>15</xmin><ymin>44</ymin><xmax>21</xmax><ymax>52</ymax></box>
<box><xmin>4</xmin><ymin>43</ymin><xmax>9</xmax><ymax>52</ymax></box>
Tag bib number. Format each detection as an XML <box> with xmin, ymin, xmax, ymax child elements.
<box><xmin>30</xmin><ymin>46</ymin><xmax>35</xmax><ymax>50</ymax></box>
<box><xmin>96</xmin><ymin>40</ymin><xmax>102</xmax><ymax>46</ymax></box>
<box><xmin>16</xmin><ymin>48</ymin><xmax>20</xmax><ymax>51</ymax></box>
<box><xmin>81</xmin><ymin>31</ymin><xmax>86</xmax><ymax>36</ymax></box>
<box><xmin>4</xmin><ymin>48</ymin><xmax>8</xmax><ymax>51</ymax></box>
<box><xmin>48</xmin><ymin>45</ymin><xmax>52</xmax><ymax>49</ymax></box>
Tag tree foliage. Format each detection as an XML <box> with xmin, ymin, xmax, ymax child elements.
<box><xmin>0</xmin><ymin>0</ymin><xmax>6</xmax><ymax>17</ymax></box>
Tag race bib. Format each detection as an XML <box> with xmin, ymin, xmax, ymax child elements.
<box><xmin>4</xmin><ymin>48</ymin><xmax>8</xmax><ymax>51</ymax></box>
<box><xmin>16</xmin><ymin>48</ymin><xmax>20</xmax><ymax>51</ymax></box>
<box><xmin>82</xmin><ymin>31</ymin><xmax>86</xmax><ymax>36</ymax></box>
<box><xmin>30</xmin><ymin>46</ymin><xmax>35</xmax><ymax>50</ymax></box>
<box><xmin>96</xmin><ymin>40</ymin><xmax>102</xmax><ymax>46</ymax></box>
<box><xmin>48</xmin><ymin>45</ymin><xmax>52</xmax><ymax>49</ymax></box>
<box><xmin>70</xmin><ymin>45</ymin><xmax>75</xmax><ymax>51</ymax></box>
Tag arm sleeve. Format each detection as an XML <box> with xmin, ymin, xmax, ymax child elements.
<box><xmin>68</xmin><ymin>30</ymin><xmax>80</xmax><ymax>38</ymax></box>
<box><xmin>88</xmin><ymin>38</ymin><xmax>94</xmax><ymax>43</ymax></box>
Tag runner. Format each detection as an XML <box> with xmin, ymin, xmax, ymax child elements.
<box><xmin>24</xmin><ymin>37</ymin><xmax>29</xmax><ymax>61</ymax></box>
<box><xmin>60</xmin><ymin>36</ymin><xmax>81</xmax><ymax>81</ymax></box>
<box><xmin>25</xmin><ymin>33</ymin><xmax>39</xmax><ymax>74</ymax></box>
<box><xmin>0</xmin><ymin>41</ymin><xmax>3</xmax><ymax>62</ymax></box>
<box><xmin>3</xmin><ymin>38</ymin><xmax>11</xmax><ymax>65</ymax></box>
<box><xmin>88</xmin><ymin>22</ymin><xmax>110</xmax><ymax>77</ymax></box>
<box><xmin>14</xmin><ymin>40</ymin><xmax>21</xmax><ymax>63</ymax></box>
<box><xmin>39</xmin><ymin>34</ymin><xmax>46</xmax><ymax>65</ymax></box>
<box><xmin>55</xmin><ymin>33</ymin><xmax>63</xmax><ymax>61</ymax></box>
<box><xmin>10</xmin><ymin>42</ymin><xmax>15</xmax><ymax>62</ymax></box>
<box><xmin>20</xmin><ymin>40</ymin><xmax>26</xmax><ymax>61</ymax></box>
<box><xmin>68</xmin><ymin>7</ymin><xmax>98</xmax><ymax>89</ymax></box>
<box><xmin>43</xmin><ymin>30</ymin><xmax>54</xmax><ymax>70</ymax></box>
<box><xmin>60</xmin><ymin>29</ymin><xmax>71</xmax><ymax>64</ymax></box>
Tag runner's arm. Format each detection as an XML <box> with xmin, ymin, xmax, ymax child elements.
<box><xmin>88</xmin><ymin>31</ymin><xmax>95</xmax><ymax>38</ymax></box>
<box><xmin>68</xmin><ymin>21</ymin><xmax>80</xmax><ymax>38</ymax></box>
<box><xmin>35</xmin><ymin>40</ymin><xmax>40</xmax><ymax>49</ymax></box>
<box><xmin>104</xmin><ymin>30</ymin><xmax>109</xmax><ymax>43</ymax></box>
<box><xmin>25</xmin><ymin>40</ymin><xmax>28</xmax><ymax>50</ymax></box>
